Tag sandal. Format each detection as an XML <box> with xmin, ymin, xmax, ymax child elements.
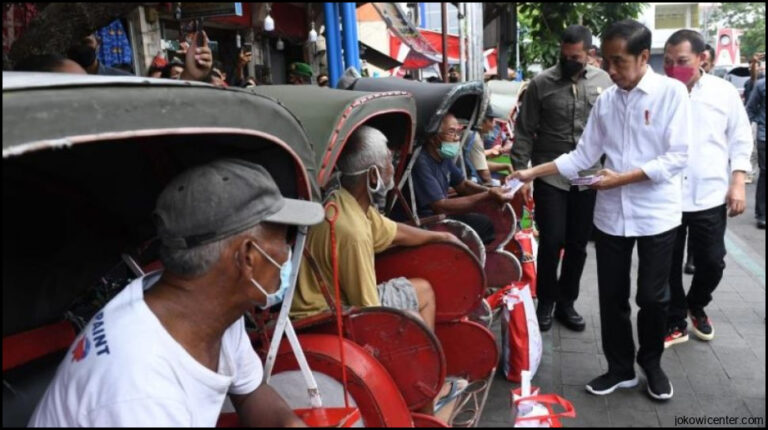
<box><xmin>434</xmin><ymin>377</ymin><xmax>468</xmax><ymax>412</ymax></box>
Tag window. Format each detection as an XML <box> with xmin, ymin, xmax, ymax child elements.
<box><xmin>423</xmin><ymin>3</ymin><xmax>459</xmax><ymax>34</ymax></box>
<box><xmin>655</xmin><ymin>4</ymin><xmax>698</xmax><ymax>30</ymax></box>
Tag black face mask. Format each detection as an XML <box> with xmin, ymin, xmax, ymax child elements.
<box><xmin>560</xmin><ymin>57</ymin><xmax>585</xmax><ymax>78</ymax></box>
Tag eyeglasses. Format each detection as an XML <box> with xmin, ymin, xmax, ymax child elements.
<box><xmin>439</xmin><ymin>128</ymin><xmax>462</xmax><ymax>138</ymax></box>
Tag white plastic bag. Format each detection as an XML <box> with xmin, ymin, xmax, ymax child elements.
<box><xmin>501</xmin><ymin>284</ymin><xmax>542</xmax><ymax>382</ymax></box>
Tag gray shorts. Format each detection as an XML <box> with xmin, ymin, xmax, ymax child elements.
<box><xmin>377</xmin><ymin>277</ymin><xmax>419</xmax><ymax>311</ymax></box>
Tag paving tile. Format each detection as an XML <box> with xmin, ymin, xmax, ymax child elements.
<box><xmin>743</xmin><ymin>397</ymin><xmax>766</xmax><ymax>419</ymax></box>
<box><xmin>559</xmin><ymin>337</ymin><xmax>598</xmax><ymax>354</ymax></box>
<box><xmin>696</xmin><ymin>394</ymin><xmax>751</xmax><ymax>416</ymax></box>
<box><xmin>652</xmin><ymin>392</ymin><xmax>703</xmax><ymax>416</ymax></box>
<box><xmin>568</xmin><ymin>407</ymin><xmax>610</xmax><ymax>427</ymax></box>
<box><xmin>728</xmin><ymin>376</ymin><xmax>767</xmax><ymax>400</ymax></box>
<box><xmin>608</xmin><ymin>408</ymin><xmax>659</xmax><ymax>427</ymax></box>
<box><xmin>605</xmin><ymin>388</ymin><xmax>656</xmax><ymax>412</ymax></box>
<box><xmin>687</xmin><ymin>370</ymin><xmax>736</xmax><ymax>396</ymax></box>
<box><xmin>711</xmin><ymin>346</ymin><xmax>764</xmax><ymax>379</ymax></box>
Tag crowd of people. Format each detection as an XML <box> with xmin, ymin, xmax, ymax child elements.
<box><xmin>12</xmin><ymin>14</ymin><xmax>766</xmax><ymax>428</ymax></box>
<box><xmin>11</xmin><ymin>30</ymin><xmax>330</xmax><ymax>89</ymax></box>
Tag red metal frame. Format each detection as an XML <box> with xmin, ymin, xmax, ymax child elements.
<box><xmin>272</xmin><ymin>334</ymin><xmax>414</xmax><ymax>427</ymax></box>
<box><xmin>298</xmin><ymin>307</ymin><xmax>446</xmax><ymax>412</ymax></box>
<box><xmin>485</xmin><ymin>250</ymin><xmax>522</xmax><ymax>291</ymax></box>
<box><xmin>434</xmin><ymin>320</ymin><xmax>499</xmax><ymax>382</ymax></box>
<box><xmin>374</xmin><ymin>243</ymin><xmax>485</xmax><ymax>322</ymax></box>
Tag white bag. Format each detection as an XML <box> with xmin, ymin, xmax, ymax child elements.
<box><xmin>502</xmin><ymin>283</ymin><xmax>543</xmax><ymax>382</ymax></box>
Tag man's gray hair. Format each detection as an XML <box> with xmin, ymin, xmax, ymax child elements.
<box><xmin>159</xmin><ymin>224</ymin><xmax>262</xmax><ymax>277</ymax></box>
<box><xmin>337</xmin><ymin>125</ymin><xmax>390</xmax><ymax>176</ymax></box>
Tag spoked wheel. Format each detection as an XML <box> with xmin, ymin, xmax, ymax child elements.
<box><xmin>273</xmin><ymin>334</ymin><xmax>414</xmax><ymax>427</ymax></box>
<box><xmin>434</xmin><ymin>321</ymin><xmax>500</xmax><ymax>427</ymax></box>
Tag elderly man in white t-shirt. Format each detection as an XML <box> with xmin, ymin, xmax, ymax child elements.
<box><xmin>661</xmin><ymin>30</ymin><xmax>753</xmax><ymax>349</ymax></box>
<box><xmin>29</xmin><ymin>160</ymin><xmax>321</xmax><ymax>427</ymax></box>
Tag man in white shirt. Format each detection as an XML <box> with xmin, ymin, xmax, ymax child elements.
<box><xmin>29</xmin><ymin>159</ymin><xmax>321</xmax><ymax>426</ymax></box>
<box><xmin>510</xmin><ymin>19</ymin><xmax>691</xmax><ymax>401</ymax></box>
<box><xmin>661</xmin><ymin>30</ymin><xmax>753</xmax><ymax>349</ymax></box>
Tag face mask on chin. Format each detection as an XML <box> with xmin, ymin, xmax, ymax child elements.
<box><xmin>342</xmin><ymin>165</ymin><xmax>394</xmax><ymax>210</ymax></box>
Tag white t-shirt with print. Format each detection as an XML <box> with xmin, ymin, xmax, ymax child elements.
<box><xmin>28</xmin><ymin>271</ymin><xmax>263</xmax><ymax>427</ymax></box>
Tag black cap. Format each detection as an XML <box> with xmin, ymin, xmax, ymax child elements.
<box><xmin>154</xmin><ymin>159</ymin><xmax>324</xmax><ymax>249</ymax></box>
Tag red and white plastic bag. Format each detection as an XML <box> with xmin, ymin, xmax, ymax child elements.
<box><xmin>501</xmin><ymin>283</ymin><xmax>542</xmax><ymax>382</ymax></box>
<box><xmin>512</xmin><ymin>371</ymin><xmax>576</xmax><ymax>427</ymax></box>
<box><xmin>513</xmin><ymin>229</ymin><xmax>538</xmax><ymax>298</ymax></box>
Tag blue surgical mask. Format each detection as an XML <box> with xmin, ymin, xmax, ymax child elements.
<box><xmin>439</xmin><ymin>141</ymin><xmax>460</xmax><ymax>159</ymax></box>
<box><xmin>249</xmin><ymin>244</ymin><xmax>293</xmax><ymax>309</ymax></box>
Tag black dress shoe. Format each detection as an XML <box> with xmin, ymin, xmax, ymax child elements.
<box><xmin>683</xmin><ymin>260</ymin><xmax>695</xmax><ymax>275</ymax></box>
<box><xmin>554</xmin><ymin>304</ymin><xmax>586</xmax><ymax>332</ymax></box>
<box><xmin>536</xmin><ymin>301</ymin><xmax>554</xmax><ymax>332</ymax></box>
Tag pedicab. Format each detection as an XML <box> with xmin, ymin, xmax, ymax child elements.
<box><xmin>337</xmin><ymin>76</ymin><xmax>523</xmax><ymax>295</ymax></box>
<box><xmin>1</xmin><ymin>72</ymin><xmax>399</xmax><ymax>427</ymax></box>
<box><xmin>250</xmin><ymin>85</ymin><xmax>498</xmax><ymax>426</ymax></box>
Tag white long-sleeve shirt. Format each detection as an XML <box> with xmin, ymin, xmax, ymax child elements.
<box><xmin>555</xmin><ymin>67</ymin><xmax>691</xmax><ymax>237</ymax></box>
<box><xmin>683</xmin><ymin>72</ymin><xmax>754</xmax><ymax>212</ymax></box>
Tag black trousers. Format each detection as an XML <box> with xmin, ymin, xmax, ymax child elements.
<box><xmin>595</xmin><ymin>226</ymin><xmax>677</xmax><ymax>376</ymax></box>
<box><xmin>451</xmin><ymin>213</ymin><xmax>495</xmax><ymax>245</ymax></box>
<box><xmin>533</xmin><ymin>180</ymin><xmax>597</xmax><ymax>307</ymax></box>
<box><xmin>757</xmin><ymin>140</ymin><xmax>766</xmax><ymax>221</ymax></box>
<box><xmin>668</xmin><ymin>205</ymin><xmax>727</xmax><ymax>327</ymax></box>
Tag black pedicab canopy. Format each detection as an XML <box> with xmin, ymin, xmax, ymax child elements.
<box><xmin>249</xmin><ymin>85</ymin><xmax>417</xmax><ymax>189</ymax></box>
<box><xmin>2</xmin><ymin>72</ymin><xmax>316</xmax><ymax>336</ymax></box>
<box><xmin>337</xmin><ymin>76</ymin><xmax>486</xmax><ymax>142</ymax></box>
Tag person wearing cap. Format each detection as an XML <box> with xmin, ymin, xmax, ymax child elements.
<box><xmin>288</xmin><ymin>62</ymin><xmax>313</xmax><ymax>85</ymax></box>
<box><xmin>412</xmin><ymin>113</ymin><xmax>517</xmax><ymax>245</ymax></box>
<box><xmin>292</xmin><ymin>126</ymin><xmax>461</xmax><ymax>332</ymax></box>
<box><xmin>465</xmin><ymin>107</ymin><xmax>514</xmax><ymax>186</ymax></box>
<box><xmin>29</xmin><ymin>159</ymin><xmax>319</xmax><ymax>427</ymax></box>
<box><xmin>510</xmin><ymin>25</ymin><xmax>613</xmax><ymax>333</ymax></box>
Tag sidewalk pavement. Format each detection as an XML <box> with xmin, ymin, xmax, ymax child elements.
<box><xmin>479</xmin><ymin>191</ymin><xmax>766</xmax><ymax>427</ymax></box>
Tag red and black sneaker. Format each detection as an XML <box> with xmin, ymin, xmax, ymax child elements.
<box><xmin>664</xmin><ymin>325</ymin><xmax>689</xmax><ymax>348</ymax></box>
<box><xmin>689</xmin><ymin>309</ymin><xmax>714</xmax><ymax>341</ymax></box>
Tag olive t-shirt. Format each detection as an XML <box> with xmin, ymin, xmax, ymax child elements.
<box><xmin>291</xmin><ymin>188</ymin><xmax>398</xmax><ymax>319</ymax></box>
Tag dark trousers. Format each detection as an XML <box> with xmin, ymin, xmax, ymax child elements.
<box><xmin>595</xmin><ymin>226</ymin><xmax>677</xmax><ymax>376</ymax></box>
<box><xmin>451</xmin><ymin>213</ymin><xmax>495</xmax><ymax>245</ymax></box>
<box><xmin>757</xmin><ymin>140</ymin><xmax>766</xmax><ymax>221</ymax></box>
<box><xmin>533</xmin><ymin>180</ymin><xmax>597</xmax><ymax>307</ymax></box>
<box><xmin>668</xmin><ymin>205</ymin><xmax>727</xmax><ymax>327</ymax></box>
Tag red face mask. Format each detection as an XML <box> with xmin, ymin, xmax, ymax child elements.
<box><xmin>664</xmin><ymin>65</ymin><xmax>696</xmax><ymax>85</ymax></box>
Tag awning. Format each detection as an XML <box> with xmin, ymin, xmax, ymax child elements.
<box><xmin>371</xmin><ymin>2</ymin><xmax>442</xmax><ymax>70</ymax></box>
<box><xmin>389</xmin><ymin>30</ymin><xmax>498</xmax><ymax>74</ymax></box>
<box><xmin>360</xmin><ymin>41</ymin><xmax>403</xmax><ymax>71</ymax></box>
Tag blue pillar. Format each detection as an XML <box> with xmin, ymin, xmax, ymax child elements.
<box><xmin>324</xmin><ymin>3</ymin><xmax>343</xmax><ymax>87</ymax></box>
<box><xmin>419</xmin><ymin>3</ymin><xmax>427</xmax><ymax>28</ymax></box>
<box><xmin>340</xmin><ymin>2</ymin><xmax>360</xmax><ymax>72</ymax></box>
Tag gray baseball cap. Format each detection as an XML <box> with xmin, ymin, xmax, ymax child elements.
<box><xmin>154</xmin><ymin>158</ymin><xmax>324</xmax><ymax>249</ymax></box>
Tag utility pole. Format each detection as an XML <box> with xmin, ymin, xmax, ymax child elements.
<box><xmin>459</xmin><ymin>3</ymin><xmax>466</xmax><ymax>82</ymax></box>
<box><xmin>441</xmin><ymin>2</ymin><xmax>448</xmax><ymax>82</ymax></box>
